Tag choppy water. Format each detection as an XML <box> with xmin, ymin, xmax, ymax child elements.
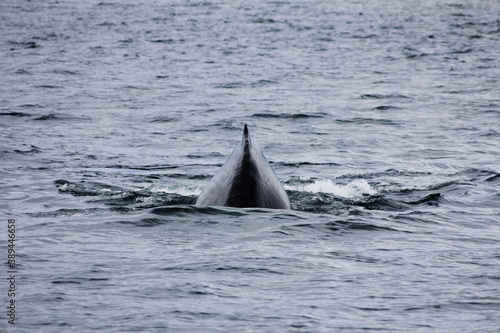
<box><xmin>1</xmin><ymin>0</ymin><xmax>500</xmax><ymax>331</ymax></box>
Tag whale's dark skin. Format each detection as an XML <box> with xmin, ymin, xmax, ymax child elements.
<box><xmin>196</xmin><ymin>125</ymin><xmax>291</xmax><ymax>209</ymax></box>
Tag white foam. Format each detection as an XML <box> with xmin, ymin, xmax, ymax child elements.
<box><xmin>153</xmin><ymin>185</ymin><xmax>201</xmax><ymax>196</ymax></box>
<box><xmin>285</xmin><ymin>178</ymin><xmax>377</xmax><ymax>198</ymax></box>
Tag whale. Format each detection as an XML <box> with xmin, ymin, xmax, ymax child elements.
<box><xmin>196</xmin><ymin>124</ymin><xmax>291</xmax><ymax>209</ymax></box>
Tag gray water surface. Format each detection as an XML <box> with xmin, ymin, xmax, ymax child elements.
<box><xmin>1</xmin><ymin>0</ymin><xmax>500</xmax><ymax>332</ymax></box>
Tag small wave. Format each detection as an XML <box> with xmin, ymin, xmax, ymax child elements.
<box><xmin>214</xmin><ymin>82</ymin><xmax>244</xmax><ymax>89</ymax></box>
<box><xmin>288</xmin><ymin>191</ymin><xmax>347</xmax><ymax>214</ymax></box>
<box><xmin>404</xmin><ymin>193</ymin><xmax>442</xmax><ymax>206</ymax></box>
<box><xmin>119</xmin><ymin>38</ymin><xmax>134</xmax><ymax>43</ymax></box>
<box><xmin>105</xmin><ymin>164</ymin><xmax>182</xmax><ymax>170</ymax></box>
<box><xmin>29</xmin><ymin>113</ymin><xmax>91</xmax><ymax>122</ymax></box>
<box><xmin>13</xmin><ymin>145</ymin><xmax>42</xmax><ymax>154</ymax></box>
<box><xmin>427</xmin><ymin>181</ymin><xmax>473</xmax><ymax>191</ymax></box>
<box><xmin>161</xmin><ymin>263</ymin><xmax>284</xmax><ymax>275</ymax></box>
<box><xmin>360</xmin><ymin>94</ymin><xmax>411</xmax><ymax>100</ymax></box>
<box><xmin>29</xmin><ymin>208</ymin><xmax>108</xmax><ymax>218</ymax></box>
<box><xmin>358</xmin><ymin>195</ymin><xmax>408</xmax><ymax>211</ymax></box>
<box><xmin>52</xmin><ymin>280</ymin><xmax>82</xmax><ymax>285</ymax></box>
<box><xmin>372</xmin><ymin>105</ymin><xmax>402</xmax><ymax>111</ymax></box>
<box><xmin>32</xmin><ymin>32</ymin><xmax>59</xmax><ymax>41</ymax></box>
<box><xmin>214</xmin><ymin>266</ymin><xmax>284</xmax><ymax>274</ymax></box>
<box><xmin>148</xmin><ymin>38</ymin><xmax>177</xmax><ymax>44</ymax></box>
<box><xmin>14</xmin><ymin>69</ymin><xmax>31</xmax><ymax>75</ymax></box>
<box><xmin>150</xmin><ymin>116</ymin><xmax>176</xmax><ymax>123</ymax></box>
<box><xmin>154</xmin><ymin>173</ymin><xmax>210</xmax><ymax>180</ymax></box>
<box><xmin>52</xmin><ymin>69</ymin><xmax>79</xmax><ymax>75</ymax></box>
<box><xmin>114</xmin><ymin>218</ymin><xmax>168</xmax><ymax>227</ymax></box>
<box><xmin>122</xmin><ymin>85</ymin><xmax>149</xmax><ymax>90</ymax></box>
<box><xmin>52</xmin><ymin>277</ymin><xmax>108</xmax><ymax>284</ymax></box>
<box><xmin>252</xmin><ymin>112</ymin><xmax>327</xmax><ymax>119</ymax></box>
<box><xmin>250</xmin><ymin>79</ymin><xmax>278</xmax><ymax>87</ymax></box>
<box><xmin>0</xmin><ymin>111</ymin><xmax>31</xmax><ymax>117</ymax></box>
<box><xmin>379</xmin><ymin>181</ymin><xmax>470</xmax><ymax>196</ymax></box>
<box><xmin>20</xmin><ymin>103</ymin><xmax>43</xmax><ymax>108</ymax></box>
<box><xmin>449</xmin><ymin>48</ymin><xmax>474</xmax><ymax>54</ymax></box>
<box><xmin>35</xmin><ymin>85</ymin><xmax>63</xmax><ymax>89</ymax></box>
<box><xmin>352</xmin><ymin>34</ymin><xmax>378</xmax><ymax>39</ymax></box>
<box><xmin>33</xmin><ymin>113</ymin><xmax>60</xmax><ymax>121</ymax></box>
<box><xmin>452</xmin><ymin>168</ymin><xmax>499</xmax><ymax>182</ymax></box>
<box><xmin>485</xmin><ymin>173</ymin><xmax>500</xmax><ymax>183</ymax></box>
<box><xmin>8</xmin><ymin>40</ymin><xmax>39</xmax><ymax>49</ymax></box>
<box><xmin>252</xmin><ymin>18</ymin><xmax>279</xmax><ymax>24</ymax></box>
<box><xmin>335</xmin><ymin>118</ymin><xmax>399</xmax><ymax>126</ymax></box>
<box><xmin>282</xmin><ymin>219</ymin><xmax>400</xmax><ymax>234</ymax></box>
<box><xmin>274</xmin><ymin>162</ymin><xmax>341</xmax><ymax>168</ymax></box>
<box><xmin>151</xmin><ymin>205</ymin><xmax>246</xmax><ymax>217</ymax></box>
<box><xmin>337</xmin><ymin>169</ymin><xmax>431</xmax><ymax>180</ymax></box>
<box><xmin>186</xmin><ymin>152</ymin><xmax>225</xmax><ymax>159</ymax></box>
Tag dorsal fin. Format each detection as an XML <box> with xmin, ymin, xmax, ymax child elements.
<box><xmin>242</xmin><ymin>124</ymin><xmax>252</xmax><ymax>150</ymax></box>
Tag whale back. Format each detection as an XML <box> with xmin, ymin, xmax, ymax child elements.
<box><xmin>196</xmin><ymin>125</ymin><xmax>291</xmax><ymax>209</ymax></box>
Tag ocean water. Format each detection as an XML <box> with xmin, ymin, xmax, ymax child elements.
<box><xmin>1</xmin><ymin>0</ymin><xmax>500</xmax><ymax>331</ymax></box>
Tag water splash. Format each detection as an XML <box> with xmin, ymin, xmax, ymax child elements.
<box><xmin>285</xmin><ymin>179</ymin><xmax>377</xmax><ymax>198</ymax></box>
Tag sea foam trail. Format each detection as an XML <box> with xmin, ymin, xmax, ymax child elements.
<box><xmin>285</xmin><ymin>179</ymin><xmax>377</xmax><ymax>198</ymax></box>
<box><xmin>155</xmin><ymin>179</ymin><xmax>377</xmax><ymax>200</ymax></box>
